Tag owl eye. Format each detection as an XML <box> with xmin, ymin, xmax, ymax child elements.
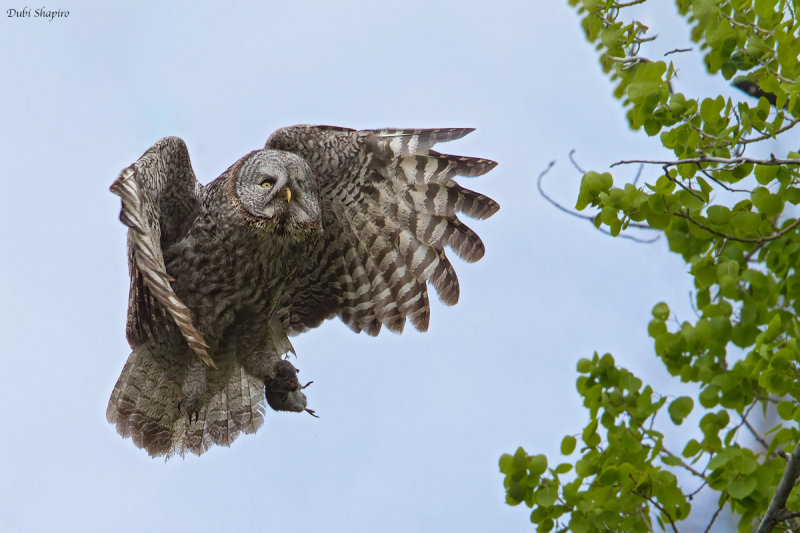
<box><xmin>260</xmin><ymin>178</ymin><xmax>275</xmax><ymax>189</ymax></box>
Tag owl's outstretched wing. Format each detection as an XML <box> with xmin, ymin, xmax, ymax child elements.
<box><xmin>266</xmin><ymin>125</ymin><xmax>499</xmax><ymax>336</ymax></box>
<box><xmin>110</xmin><ymin>137</ymin><xmax>214</xmax><ymax>367</ymax></box>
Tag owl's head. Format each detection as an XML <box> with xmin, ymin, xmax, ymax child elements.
<box><xmin>234</xmin><ymin>150</ymin><xmax>321</xmax><ymax>236</ymax></box>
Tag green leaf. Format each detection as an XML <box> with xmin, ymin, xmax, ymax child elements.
<box><xmin>507</xmin><ymin>447</ymin><xmax>529</xmax><ymax>477</ymax></box>
<box><xmin>731</xmin><ymin>451</ymin><xmax>758</xmax><ymax>475</ymax></box>
<box><xmin>682</xmin><ymin>439</ymin><xmax>701</xmax><ymax>458</ymax></box>
<box><xmin>554</xmin><ymin>463</ymin><xmax>572</xmax><ymax>474</ymax></box>
<box><xmin>754</xmin><ymin>0</ymin><xmax>778</xmax><ymax>19</ymax></box>
<box><xmin>755</xmin><ymin>165</ymin><xmax>778</xmax><ymax>185</ymax></box>
<box><xmin>569</xmin><ymin>515</ymin><xmax>591</xmax><ymax>533</ymax></box>
<box><xmin>707</xmin><ymin>205</ymin><xmax>732</xmax><ymax>225</ymax></box>
<box><xmin>536</xmin><ymin>486</ymin><xmax>558</xmax><ymax>507</ymax></box>
<box><xmin>652</xmin><ymin>302</ymin><xmax>670</xmax><ymax>320</ymax></box>
<box><xmin>582</xmin><ymin>419</ymin><xmax>601</xmax><ymax>447</ymax></box>
<box><xmin>708</xmin><ymin>449</ymin><xmax>732</xmax><ymax>470</ymax></box>
<box><xmin>529</xmin><ymin>454</ymin><xmax>548</xmax><ymax>476</ymax></box>
<box><xmin>648</xmin><ymin>318</ymin><xmax>667</xmax><ymax>337</ymax></box>
<box><xmin>561</xmin><ymin>435</ymin><xmax>577</xmax><ymax>455</ymax></box>
<box><xmin>699</xmin><ymin>385</ymin><xmax>719</xmax><ymax>408</ymax></box>
<box><xmin>499</xmin><ymin>453</ymin><xmax>513</xmax><ymax>474</ymax></box>
<box><xmin>777</xmin><ymin>401</ymin><xmax>795</xmax><ymax>420</ymax></box>
<box><xmin>576</xmin><ymin>171</ymin><xmax>613</xmax><ymax>210</ymax></box>
<box><xmin>728</xmin><ymin>475</ymin><xmax>757</xmax><ymax>499</ymax></box>
<box><xmin>751</xmin><ymin>186</ymin><xmax>784</xmax><ymax>217</ymax></box>
<box><xmin>668</xmin><ymin>396</ymin><xmax>694</xmax><ymax>425</ymax></box>
<box><xmin>530</xmin><ymin>506</ymin><xmax>548</xmax><ymax>524</ymax></box>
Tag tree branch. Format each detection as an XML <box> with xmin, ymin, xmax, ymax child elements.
<box><xmin>664</xmin><ymin>47</ymin><xmax>692</xmax><ymax>56</ymax></box>
<box><xmin>607</xmin><ymin>55</ymin><xmax>648</xmax><ymax>66</ymax></box>
<box><xmin>535</xmin><ymin>159</ymin><xmax>660</xmax><ymax>243</ymax></box>
<box><xmin>673</xmin><ymin>210</ymin><xmax>800</xmax><ymax>244</ymax></box>
<box><xmin>756</xmin><ymin>443</ymin><xmax>800</xmax><ymax>533</ymax></box>
<box><xmin>741</xmin><ymin>414</ymin><xmax>771</xmax><ymax>452</ymax></box>
<box><xmin>568</xmin><ymin>149</ymin><xmax>586</xmax><ymax>174</ymax></box>
<box><xmin>703</xmin><ymin>494</ymin><xmax>728</xmax><ymax>533</ymax></box>
<box><xmin>721</xmin><ymin>11</ymin><xmax>774</xmax><ymax>37</ymax></box>
<box><xmin>688</xmin><ymin>478</ymin><xmax>709</xmax><ymax>500</ymax></box>
<box><xmin>633</xmin><ymin>488</ymin><xmax>679</xmax><ymax>533</ymax></box>
<box><xmin>661</xmin><ymin>448</ymin><xmax>705</xmax><ymax>479</ymax></box>
<box><xmin>695</xmin><ymin>165</ymin><xmax>751</xmax><ymax>193</ymax></box>
<box><xmin>611</xmin><ymin>156</ymin><xmax>800</xmax><ymax>168</ymax></box>
<box><xmin>663</xmin><ymin>168</ymin><xmax>704</xmax><ymax>201</ymax></box>
<box><xmin>612</xmin><ymin>0</ymin><xmax>647</xmax><ymax>7</ymax></box>
<box><xmin>739</xmin><ymin>116</ymin><xmax>800</xmax><ymax>145</ymax></box>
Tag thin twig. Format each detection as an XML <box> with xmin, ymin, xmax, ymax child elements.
<box><xmin>755</xmin><ymin>394</ymin><xmax>782</xmax><ymax>404</ymax></box>
<box><xmin>696</xmin><ymin>165</ymin><xmax>751</xmax><ymax>193</ymax></box>
<box><xmin>633</xmin><ymin>488</ymin><xmax>680</xmax><ymax>533</ymax></box>
<box><xmin>536</xmin><ymin>161</ymin><xmax>587</xmax><ymax>220</ymax></box>
<box><xmin>611</xmin><ymin>156</ymin><xmax>800</xmax><ymax>168</ymax></box>
<box><xmin>742</xmin><ymin>415</ymin><xmax>771</xmax><ymax>452</ymax></box>
<box><xmin>607</xmin><ymin>55</ymin><xmax>648</xmax><ymax>65</ymax></box>
<box><xmin>674</xmin><ymin>210</ymin><xmax>800</xmax><ymax>244</ymax></box>
<box><xmin>703</xmin><ymin>494</ymin><xmax>728</xmax><ymax>533</ymax></box>
<box><xmin>677</xmin><ymin>111</ymin><xmax>722</xmax><ymax>142</ymax></box>
<box><xmin>661</xmin><ymin>448</ymin><xmax>705</xmax><ymax>479</ymax></box>
<box><xmin>744</xmin><ymin>242</ymin><xmax>766</xmax><ymax>262</ymax></box>
<box><xmin>568</xmin><ymin>149</ymin><xmax>586</xmax><ymax>174</ymax></box>
<box><xmin>755</xmin><ymin>443</ymin><xmax>800</xmax><ymax>533</ymax></box>
<box><xmin>721</xmin><ymin>11</ymin><xmax>773</xmax><ymax>37</ymax></box>
<box><xmin>728</xmin><ymin>401</ymin><xmax>758</xmax><ymax>435</ymax></box>
<box><xmin>688</xmin><ymin>478</ymin><xmax>709</xmax><ymax>500</ymax></box>
<box><xmin>739</xmin><ymin>116</ymin><xmax>800</xmax><ymax>145</ymax></box>
<box><xmin>663</xmin><ymin>167</ymin><xmax>704</xmax><ymax>201</ymax></box>
<box><xmin>664</xmin><ymin>47</ymin><xmax>692</xmax><ymax>56</ymax></box>
<box><xmin>729</xmin><ymin>403</ymin><xmax>787</xmax><ymax>457</ymax></box>
<box><xmin>613</xmin><ymin>0</ymin><xmax>646</xmax><ymax>7</ymax></box>
<box><xmin>535</xmin><ymin>160</ymin><xmax>660</xmax><ymax>243</ymax></box>
<box><xmin>632</xmin><ymin>163</ymin><xmax>644</xmax><ymax>186</ymax></box>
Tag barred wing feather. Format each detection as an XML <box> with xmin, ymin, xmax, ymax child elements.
<box><xmin>267</xmin><ymin>125</ymin><xmax>499</xmax><ymax>337</ymax></box>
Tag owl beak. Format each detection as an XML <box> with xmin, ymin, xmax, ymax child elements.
<box><xmin>285</xmin><ymin>187</ymin><xmax>292</xmax><ymax>203</ymax></box>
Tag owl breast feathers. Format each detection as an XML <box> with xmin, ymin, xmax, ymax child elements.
<box><xmin>106</xmin><ymin>125</ymin><xmax>499</xmax><ymax>458</ymax></box>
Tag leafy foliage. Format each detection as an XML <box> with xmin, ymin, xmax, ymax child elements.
<box><xmin>502</xmin><ymin>1</ymin><xmax>800</xmax><ymax>531</ymax></box>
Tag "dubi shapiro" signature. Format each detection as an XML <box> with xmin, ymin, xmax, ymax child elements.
<box><xmin>6</xmin><ymin>7</ymin><xmax>70</xmax><ymax>21</ymax></box>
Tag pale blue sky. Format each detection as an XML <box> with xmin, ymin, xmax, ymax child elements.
<box><xmin>0</xmin><ymin>1</ymin><xmax>725</xmax><ymax>531</ymax></box>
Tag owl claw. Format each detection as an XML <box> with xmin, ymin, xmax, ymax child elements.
<box><xmin>177</xmin><ymin>400</ymin><xmax>200</xmax><ymax>424</ymax></box>
<box><xmin>305</xmin><ymin>408</ymin><xmax>319</xmax><ymax>418</ymax></box>
<box><xmin>301</xmin><ymin>380</ymin><xmax>313</xmax><ymax>389</ymax></box>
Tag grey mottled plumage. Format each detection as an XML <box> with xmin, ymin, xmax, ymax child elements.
<box><xmin>107</xmin><ymin>125</ymin><xmax>498</xmax><ymax>457</ymax></box>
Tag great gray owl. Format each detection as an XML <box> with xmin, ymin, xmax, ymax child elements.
<box><xmin>107</xmin><ymin>125</ymin><xmax>498</xmax><ymax>457</ymax></box>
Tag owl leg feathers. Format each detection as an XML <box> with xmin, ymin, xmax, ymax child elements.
<box><xmin>107</xmin><ymin>321</ymin><xmax>315</xmax><ymax>457</ymax></box>
<box><xmin>106</xmin><ymin>343</ymin><xmax>185</xmax><ymax>457</ymax></box>
<box><xmin>178</xmin><ymin>357</ymin><xmax>207</xmax><ymax>423</ymax></box>
<box><xmin>107</xmin><ymin>342</ymin><xmax>267</xmax><ymax>458</ymax></box>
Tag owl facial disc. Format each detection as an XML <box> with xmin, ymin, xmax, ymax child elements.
<box><xmin>235</xmin><ymin>149</ymin><xmax>321</xmax><ymax>234</ymax></box>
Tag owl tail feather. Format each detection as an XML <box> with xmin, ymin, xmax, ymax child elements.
<box><xmin>107</xmin><ymin>343</ymin><xmax>266</xmax><ymax>458</ymax></box>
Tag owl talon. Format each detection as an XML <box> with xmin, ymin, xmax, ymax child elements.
<box><xmin>305</xmin><ymin>408</ymin><xmax>319</xmax><ymax>418</ymax></box>
<box><xmin>301</xmin><ymin>380</ymin><xmax>313</xmax><ymax>389</ymax></box>
<box><xmin>177</xmin><ymin>400</ymin><xmax>200</xmax><ymax>424</ymax></box>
